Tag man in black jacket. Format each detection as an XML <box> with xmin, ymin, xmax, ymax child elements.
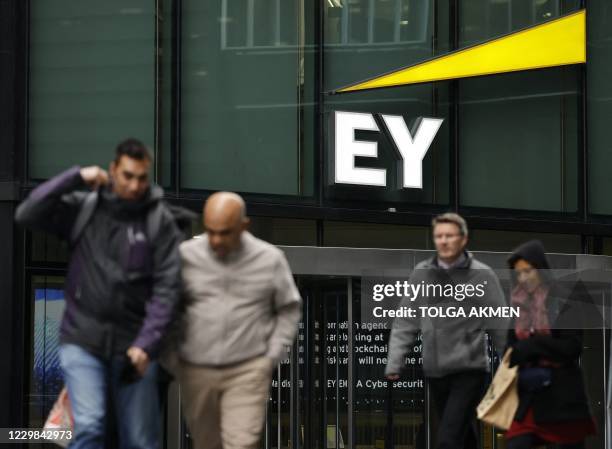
<box><xmin>16</xmin><ymin>139</ymin><xmax>182</xmax><ymax>449</ymax></box>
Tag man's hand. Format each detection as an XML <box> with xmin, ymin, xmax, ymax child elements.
<box><xmin>386</xmin><ymin>374</ymin><xmax>400</xmax><ymax>381</ymax></box>
<box><xmin>80</xmin><ymin>166</ymin><xmax>109</xmax><ymax>190</ymax></box>
<box><xmin>127</xmin><ymin>346</ymin><xmax>150</xmax><ymax>377</ymax></box>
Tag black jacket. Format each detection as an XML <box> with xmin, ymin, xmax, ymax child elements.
<box><xmin>15</xmin><ymin>166</ymin><xmax>182</xmax><ymax>359</ymax></box>
<box><xmin>507</xmin><ymin>241</ymin><xmax>592</xmax><ymax>423</ymax></box>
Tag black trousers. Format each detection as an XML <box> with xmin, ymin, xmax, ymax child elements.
<box><xmin>506</xmin><ymin>433</ymin><xmax>585</xmax><ymax>449</ymax></box>
<box><xmin>429</xmin><ymin>370</ymin><xmax>488</xmax><ymax>449</ymax></box>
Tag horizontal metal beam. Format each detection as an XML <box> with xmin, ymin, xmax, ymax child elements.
<box><xmin>279</xmin><ymin>246</ymin><xmax>612</xmax><ymax>276</ymax></box>
<box><xmin>16</xmin><ymin>186</ymin><xmax>612</xmax><ymax>237</ymax></box>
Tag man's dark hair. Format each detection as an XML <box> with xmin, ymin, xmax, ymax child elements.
<box><xmin>115</xmin><ymin>138</ymin><xmax>152</xmax><ymax>164</ymax></box>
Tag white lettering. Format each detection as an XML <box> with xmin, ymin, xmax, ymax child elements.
<box><xmin>381</xmin><ymin>115</ymin><xmax>444</xmax><ymax>189</ymax></box>
<box><xmin>333</xmin><ymin>111</ymin><xmax>386</xmax><ymax>187</ymax></box>
<box><xmin>331</xmin><ymin>111</ymin><xmax>443</xmax><ymax>189</ymax></box>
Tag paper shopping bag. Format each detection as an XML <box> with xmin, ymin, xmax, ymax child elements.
<box><xmin>477</xmin><ymin>348</ymin><xmax>519</xmax><ymax>430</ymax></box>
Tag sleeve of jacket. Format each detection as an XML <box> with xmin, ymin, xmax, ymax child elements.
<box><xmin>14</xmin><ymin>166</ymin><xmax>84</xmax><ymax>238</ymax></box>
<box><xmin>484</xmin><ymin>270</ymin><xmax>508</xmax><ymax>357</ymax></box>
<box><xmin>385</xmin><ymin>272</ymin><xmax>420</xmax><ymax>376</ymax></box>
<box><xmin>265</xmin><ymin>251</ymin><xmax>302</xmax><ymax>364</ymax></box>
<box><xmin>132</xmin><ymin>209</ymin><xmax>182</xmax><ymax>358</ymax></box>
<box><xmin>510</xmin><ymin>329</ymin><xmax>582</xmax><ymax>366</ymax></box>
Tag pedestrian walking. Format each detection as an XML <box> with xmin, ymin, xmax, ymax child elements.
<box><xmin>175</xmin><ymin>191</ymin><xmax>302</xmax><ymax>449</ymax></box>
<box><xmin>505</xmin><ymin>240</ymin><xmax>596</xmax><ymax>449</ymax></box>
<box><xmin>385</xmin><ymin>212</ymin><xmax>507</xmax><ymax>449</ymax></box>
<box><xmin>15</xmin><ymin>138</ymin><xmax>182</xmax><ymax>449</ymax></box>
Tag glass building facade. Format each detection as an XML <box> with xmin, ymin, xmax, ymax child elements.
<box><xmin>3</xmin><ymin>0</ymin><xmax>612</xmax><ymax>448</ymax></box>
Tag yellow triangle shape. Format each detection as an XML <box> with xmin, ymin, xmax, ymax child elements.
<box><xmin>337</xmin><ymin>10</ymin><xmax>586</xmax><ymax>93</ymax></box>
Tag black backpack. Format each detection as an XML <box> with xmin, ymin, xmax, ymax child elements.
<box><xmin>69</xmin><ymin>190</ymin><xmax>197</xmax><ymax>246</ymax></box>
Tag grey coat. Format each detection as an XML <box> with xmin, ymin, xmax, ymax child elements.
<box><xmin>385</xmin><ymin>252</ymin><xmax>508</xmax><ymax>378</ymax></box>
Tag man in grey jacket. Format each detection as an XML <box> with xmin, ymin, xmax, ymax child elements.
<box><xmin>385</xmin><ymin>213</ymin><xmax>507</xmax><ymax>449</ymax></box>
<box><xmin>177</xmin><ymin>192</ymin><xmax>302</xmax><ymax>449</ymax></box>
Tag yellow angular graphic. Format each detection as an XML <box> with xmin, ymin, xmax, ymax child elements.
<box><xmin>337</xmin><ymin>10</ymin><xmax>586</xmax><ymax>93</ymax></box>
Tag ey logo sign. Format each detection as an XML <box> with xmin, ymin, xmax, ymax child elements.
<box><xmin>330</xmin><ymin>10</ymin><xmax>586</xmax><ymax>190</ymax></box>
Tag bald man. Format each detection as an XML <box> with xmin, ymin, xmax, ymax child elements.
<box><xmin>176</xmin><ymin>192</ymin><xmax>302</xmax><ymax>449</ymax></box>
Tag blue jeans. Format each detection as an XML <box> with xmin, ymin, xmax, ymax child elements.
<box><xmin>59</xmin><ymin>343</ymin><xmax>161</xmax><ymax>449</ymax></box>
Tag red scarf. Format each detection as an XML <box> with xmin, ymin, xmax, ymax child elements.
<box><xmin>511</xmin><ymin>284</ymin><xmax>551</xmax><ymax>340</ymax></box>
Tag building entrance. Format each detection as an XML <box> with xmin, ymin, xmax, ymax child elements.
<box><xmin>28</xmin><ymin>247</ymin><xmax>612</xmax><ymax>449</ymax></box>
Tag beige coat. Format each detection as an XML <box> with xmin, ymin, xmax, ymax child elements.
<box><xmin>176</xmin><ymin>231</ymin><xmax>302</xmax><ymax>366</ymax></box>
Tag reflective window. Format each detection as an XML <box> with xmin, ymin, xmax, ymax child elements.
<box><xmin>587</xmin><ymin>0</ymin><xmax>612</xmax><ymax>214</ymax></box>
<box><xmin>324</xmin><ymin>0</ymin><xmax>439</xmax><ymax>87</ymax></box>
<box><xmin>180</xmin><ymin>1</ymin><xmax>315</xmax><ymax>196</ymax></box>
<box><xmin>458</xmin><ymin>68</ymin><xmax>579</xmax><ymax>212</ymax></box>
<box><xmin>323</xmin><ymin>0</ymin><xmax>451</xmax><ymax>208</ymax></box>
<box><xmin>325</xmin><ymin>0</ymin><xmax>430</xmax><ymax>46</ymax></box>
<box><xmin>458</xmin><ymin>1</ymin><xmax>581</xmax><ymax>212</ymax></box>
<box><xmin>460</xmin><ymin>0</ymin><xmax>580</xmax><ymax>46</ymax></box>
<box><xmin>29</xmin><ymin>1</ymin><xmax>156</xmax><ymax>178</ymax></box>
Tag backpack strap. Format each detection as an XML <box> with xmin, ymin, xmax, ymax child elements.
<box><xmin>70</xmin><ymin>191</ymin><xmax>99</xmax><ymax>246</ymax></box>
<box><xmin>70</xmin><ymin>193</ymin><xmax>177</xmax><ymax>248</ymax></box>
<box><xmin>147</xmin><ymin>202</ymin><xmax>197</xmax><ymax>243</ymax></box>
<box><xmin>146</xmin><ymin>201</ymin><xmax>166</xmax><ymax>243</ymax></box>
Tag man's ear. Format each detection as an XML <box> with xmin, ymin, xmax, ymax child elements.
<box><xmin>242</xmin><ymin>217</ymin><xmax>251</xmax><ymax>231</ymax></box>
<box><xmin>109</xmin><ymin>161</ymin><xmax>116</xmax><ymax>177</ymax></box>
